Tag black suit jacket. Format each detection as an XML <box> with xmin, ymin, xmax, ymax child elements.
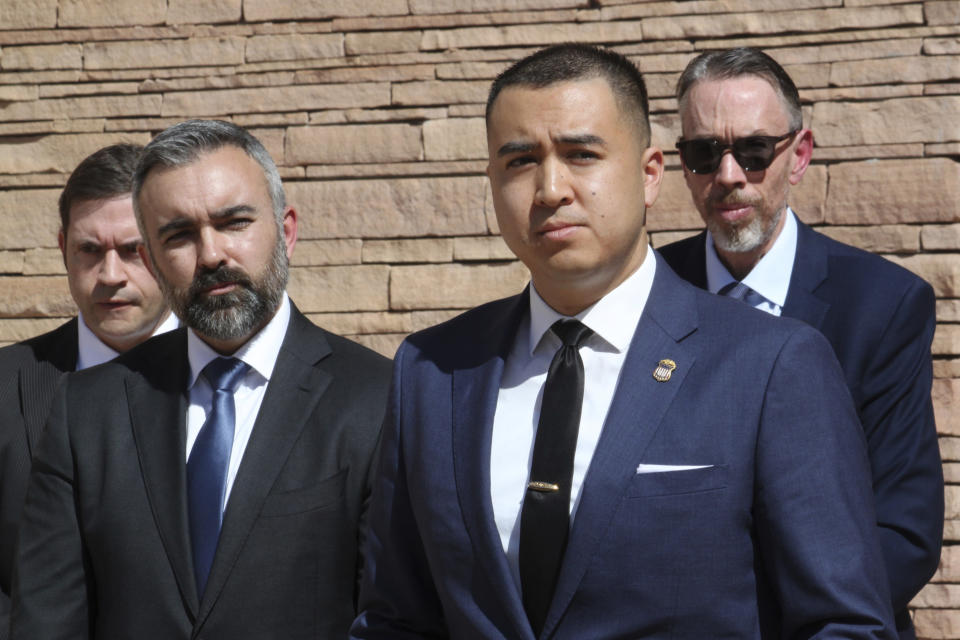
<box><xmin>660</xmin><ymin>222</ymin><xmax>943</xmax><ymax>636</ymax></box>
<box><xmin>0</xmin><ymin>319</ymin><xmax>77</xmax><ymax>640</ymax></box>
<box><xmin>11</xmin><ymin>307</ymin><xmax>391</xmax><ymax>639</ymax></box>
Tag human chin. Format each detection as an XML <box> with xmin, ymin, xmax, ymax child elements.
<box><xmin>179</xmin><ymin>244</ymin><xmax>286</xmax><ymax>341</ymax></box>
<box><xmin>709</xmin><ymin>207</ymin><xmax>781</xmax><ymax>254</ymax></box>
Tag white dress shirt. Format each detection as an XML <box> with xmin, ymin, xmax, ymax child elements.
<box><xmin>705</xmin><ymin>207</ymin><xmax>799</xmax><ymax>316</ymax></box>
<box><xmin>76</xmin><ymin>310</ymin><xmax>180</xmax><ymax>371</ymax></box>
<box><xmin>185</xmin><ymin>294</ymin><xmax>291</xmax><ymax>512</ymax></box>
<box><xmin>490</xmin><ymin>249</ymin><xmax>656</xmax><ymax>590</ymax></box>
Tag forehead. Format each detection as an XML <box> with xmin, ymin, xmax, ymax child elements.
<box><xmin>487</xmin><ymin>77</ymin><xmax>628</xmax><ymax>140</ymax></box>
<box><xmin>138</xmin><ymin>146</ymin><xmax>267</xmax><ymax>216</ymax></box>
<box><xmin>67</xmin><ymin>195</ymin><xmax>138</xmax><ymax>238</ymax></box>
<box><xmin>681</xmin><ymin>75</ymin><xmax>790</xmax><ymax>134</ymax></box>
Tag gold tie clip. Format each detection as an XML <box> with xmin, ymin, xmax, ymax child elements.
<box><xmin>527</xmin><ymin>481</ymin><xmax>560</xmax><ymax>493</ymax></box>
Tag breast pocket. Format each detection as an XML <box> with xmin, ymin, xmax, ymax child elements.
<box><xmin>259</xmin><ymin>468</ymin><xmax>347</xmax><ymax>517</ymax></box>
<box><xmin>625</xmin><ymin>464</ymin><xmax>728</xmax><ymax>498</ymax></box>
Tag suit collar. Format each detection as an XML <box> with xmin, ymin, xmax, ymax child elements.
<box><xmin>127</xmin><ymin>306</ymin><xmax>335</xmax><ymax>625</ymax></box>
<box><xmin>21</xmin><ymin>318</ymin><xmax>78</xmax><ymax>454</ymax></box>
<box><xmin>451</xmin><ymin>290</ymin><xmax>534</xmax><ymax>640</ymax></box>
<box><xmin>126</xmin><ymin>329</ymin><xmax>198</xmax><ymax>614</ymax></box>
<box><xmin>196</xmin><ymin>306</ymin><xmax>334</xmax><ymax>625</ymax></box>
<box><xmin>781</xmin><ymin>219</ymin><xmax>830</xmax><ymax>329</ymax></box>
<box><xmin>452</xmin><ymin>261</ymin><xmax>701</xmax><ymax>639</ymax></box>
<box><xmin>664</xmin><ymin>231</ymin><xmax>709</xmax><ymax>290</ymax></box>
<box><xmin>542</xmin><ymin>256</ymin><xmax>699</xmax><ymax>638</ymax></box>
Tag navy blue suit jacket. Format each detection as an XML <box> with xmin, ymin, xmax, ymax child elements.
<box><xmin>660</xmin><ymin>221</ymin><xmax>943</xmax><ymax>634</ymax></box>
<box><xmin>352</xmin><ymin>255</ymin><xmax>896</xmax><ymax>639</ymax></box>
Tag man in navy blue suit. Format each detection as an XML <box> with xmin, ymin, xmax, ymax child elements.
<box><xmin>658</xmin><ymin>47</ymin><xmax>942</xmax><ymax>639</ymax></box>
<box><xmin>351</xmin><ymin>44</ymin><xmax>896</xmax><ymax>639</ymax></box>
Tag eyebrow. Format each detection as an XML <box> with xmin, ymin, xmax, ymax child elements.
<box><xmin>156</xmin><ymin>205</ymin><xmax>256</xmax><ymax>238</ymax></box>
<box><xmin>497</xmin><ymin>141</ymin><xmax>536</xmax><ymax>157</ymax></box>
<box><xmin>496</xmin><ymin>134</ymin><xmax>607</xmax><ymax>157</ymax></box>
<box><xmin>557</xmin><ymin>133</ymin><xmax>606</xmax><ymax>147</ymax></box>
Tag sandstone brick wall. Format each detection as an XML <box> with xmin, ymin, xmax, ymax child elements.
<box><xmin>0</xmin><ymin>0</ymin><xmax>957</xmax><ymax>634</ymax></box>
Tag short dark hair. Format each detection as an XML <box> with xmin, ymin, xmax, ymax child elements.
<box><xmin>58</xmin><ymin>143</ymin><xmax>143</xmax><ymax>234</ymax></box>
<box><xmin>676</xmin><ymin>47</ymin><xmax>803</xmax><ymax>131</ymax></box>
<box><xmin>486</xmin><ymin>43</ymin><xmax>651</xmax><ymax>145</ymax></box>
<box><xmin>132</xmin><ymin>119</ymin><xmax>285</xmax><ymax>227</ymax></box>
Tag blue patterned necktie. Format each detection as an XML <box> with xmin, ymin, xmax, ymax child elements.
<box><xmin>718</xmin><ymin>280</ymin><xmax>767</xmax><ymax>308</ymax></box>
<box><xmin>187</xmin><ymin>356</ymin><xmax>249</xmax><ymax>597</ymax></box>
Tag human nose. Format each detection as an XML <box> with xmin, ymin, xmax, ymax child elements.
<box><xmin>197</xmin><ymin>228</ymin><xmax>226</xmax><ymax>270</ymax></box>
<box><xmin>97</xmin><ymin>249</ymin><xmax>126</xmax><ymax>287</ymax></box>
<box><xmin>714</xmin><ymin>151</ymin><xmax>748</xmax><ymax>189</ymax></box>
<box><xmin>535</xmin><ymin>157</ymin><xmax>574</xmax><ymax>208</ymax></box>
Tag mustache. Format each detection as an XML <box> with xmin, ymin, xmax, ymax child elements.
<box><xmin>189</xmin><ymin>265</ymin><xmax>253</xmax><ymax>298</ymax></box>
<box><xmin>707</xmin><ymin>191</ymin><xmax>762</xmax><ymax>208</ymax></box>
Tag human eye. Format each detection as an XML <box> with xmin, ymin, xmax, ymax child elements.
<box><xmin>161</xmin><ymin>228</ymin><xmax>191</xmax><ymax>246</ymax></box>
<box><xmin>120</xmin><ymin>242</ymin><xmax>143</xmax><ymax>261</ymax></box>
<box><xmin>77</xmin><ymin>242</ymin><xmax>101</xmax><ymax>255</ymax></box>
<box><xmin>506</xmin><ymin>155</ymin><xmax>536</xmax><ymax>169</ymax></box>
<box><xmin>569</xmin><ymin>149</ymin><xmax>600</xmax><ymax>163</ymax></box>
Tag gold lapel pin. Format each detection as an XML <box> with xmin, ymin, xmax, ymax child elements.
<box><xmin>653</xmin><ymin>359</ymin><xmax>676</xmax><ymax>382</ymax></box>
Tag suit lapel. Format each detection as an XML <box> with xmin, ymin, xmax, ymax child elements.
<box><xmin>542</xmin><ymin>257</ymin><xmax>699</xmax><ymax>638</ymax></box>
<box><xmin>663</xmin><ymin>232</ymin><xmax>708</xmax><ymax>289</ymax></box>
<box><xmin>782</xmin><ymin>221</ymin><xmax>830</xmax><ymax>329</ymax></box>
<box><xmin>127</xmin><ymin>329</ymin><xmax>199</xmax><ymax>615</ymax></box>
<box><xmin>451</xmin><ymin>292</ymin><xmax>533</xmax><ymax>640</ymax></box>
<box><xmin>196</xmin><ymin>309</ymin><xmax>333</xmax><ymax>624</ymax></box>
<box><xmin>21</xmin><ymin>319</ymin><xmax>78</xmax><ymax>455</ymax></box>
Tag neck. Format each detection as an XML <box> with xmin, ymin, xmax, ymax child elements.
<box><xmin>714</xmin><ymin>249</ymin><xmax>760</xmax><ymax>282</ymax></box>
<box><xmin>714</xmin><ymin>208</ymin><xmax>788</xmax><ymax>281</ymax></box>
<box><xmin>536</xmin><ymin>236</ymin><xmax>648</xmax><ymax>316</ymax></box>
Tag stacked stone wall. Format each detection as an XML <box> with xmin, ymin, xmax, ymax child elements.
<box><xmin>0</xmin><ymin>0</ymin><xmax>957</xmax><ymax>634</ymax></box>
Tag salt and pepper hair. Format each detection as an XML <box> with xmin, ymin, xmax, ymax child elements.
<box><xmin>676</xmin><ymin>47</ymin><xmax>803</xmax><ymax>131</ymax></box>
<box><xmin>132</xmin><ymin>119</ymin><xmax>286</xmax><ymax>229</ymax></box>
<box><xmin>486</xmin><ymin>43</ymin><xmax>652</xmax><ymax>146</ymax></box>
<box><xmin>59</xmin><ymin>143</ymin><xmax>143</xmax><ymax>236</ymax></box>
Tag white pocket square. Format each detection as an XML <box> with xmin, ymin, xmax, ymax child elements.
<box><xmin>636</xmin><ymin>464</ymin><xmax>713</xmax><ymax>474</ymax></box>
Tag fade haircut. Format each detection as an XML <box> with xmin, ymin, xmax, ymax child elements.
<box><xmin>486</xmin><ymin>43</ymin><xmax>651</xmax><ymax>146</ymax></box>
<box><xmin>59</xmin><ymin>143</ymin><xmax>143</xmax><ymax>236</ymax></box>
<box><xmin>132</xmin><ymin>119</ymin><xmax>286</xmax><ymax>235</ymax></box>
<box><xmin>676</xmin><ymin>47</ymin><xmax>803</xmax><ymax>131</ymax></box>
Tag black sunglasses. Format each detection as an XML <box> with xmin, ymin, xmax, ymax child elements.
<box><xmin>675</xmin><ymin>130</ymin><xmax>799</xmax><ymax>175</ymax></box>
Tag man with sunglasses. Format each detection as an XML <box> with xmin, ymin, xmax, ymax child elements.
<box><xmin>661</xmin><ymin>47</ymin><xmax>942</xmax><ymax>638</ymax></box>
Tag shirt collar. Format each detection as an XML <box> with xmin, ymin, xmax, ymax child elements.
<box><xmin>76</xmin><ymin>310</ymin><xmax>180</xmax><ymax>371</ymax></box>
<box><xmin>704</xmin><ymin>207</ymin><xmax>798</xmax><ymax>307</ymax></box>
<box><xmin>187</xmin><ymin>293</ymin><xmax>291</xmax><ymax>389</ymax></box>
<box><xmin>528</xmin><ymin>247</ymin><xmax>656</xmax><ymax>356</ymax></box>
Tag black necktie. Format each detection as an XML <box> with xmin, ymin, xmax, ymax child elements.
<box><xmin>519</xmin><ymin>319</ymin><xmax>593</xmax><ymax>636</ymax></box>
<box><xmin>187</xmin><ymin>357</ymin><xmax>249</xmax><ymax>598</ymax></box>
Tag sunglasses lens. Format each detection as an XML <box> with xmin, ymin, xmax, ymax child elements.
<box><xmin>732</xmin><ymin>137</ymin><xmax>777</xmax><ymax>171</ymax></box>
<box><xmin>680</xmin><ymin>140</ymin><xmax>721</xmax><ymax>174</ymax></box>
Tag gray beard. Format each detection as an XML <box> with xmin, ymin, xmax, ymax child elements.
<box><xmin>709</xmin><ymin>206</ymin><xmax>783</xmax><ymax>254</ymax></box>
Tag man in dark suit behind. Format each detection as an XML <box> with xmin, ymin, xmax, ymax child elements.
<box><xmin>658</xmin><ymin>47</ymin><xmax>942</xmax><ymax>638</ymax></box>
<box><xmin>352</xmin><ymin>44</ymin><xmax>896</xmax><ymax>639</ymax></box>
<box><xmin>11</xmin><ymin>120</ymin><xmax>391</xmax><ymax>639</ymax></box>
<box><xmin>0</xmin><ymin>143</ymin><xmax>178</xmax><ymax>638</ymax></box>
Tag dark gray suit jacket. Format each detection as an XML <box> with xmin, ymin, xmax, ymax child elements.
<box><xmin>0</xmin><ymin>319</ymin><xmax>77</xmax><ymax>640</ymax></box>
<box><xmin>11</xmin><ymin>307</ymin><xmax>391</xmax><ymax>639</ymax></box>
